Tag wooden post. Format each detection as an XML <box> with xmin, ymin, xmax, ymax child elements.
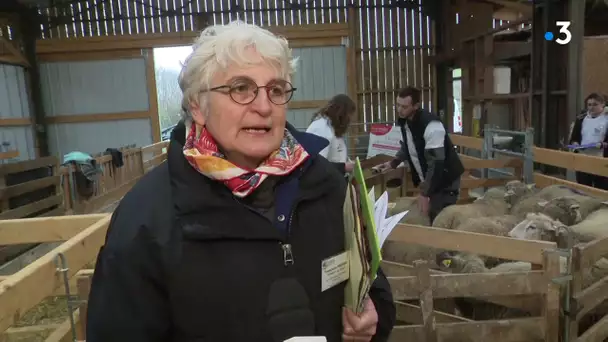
<box><xmin>543</xmin><ymin>250</ymin><xmax>561</xmax><ymax>342</ymax></box>
<box><xmin>414</xmin><ymin>260</ymin><xmax>437</xmax><ymax>342</ymax></box>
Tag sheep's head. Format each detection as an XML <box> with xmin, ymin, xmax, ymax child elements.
<box><xmin>537</xmin><ymin>197</ymin><xmax>582</xmax><ymax>226</ymax></box>
<box><xmin>504</xmin><ymin>181</ymin><xmax>536</xmax><ymax>204</ymax></box>
<box><xmin>508</xmin><ymin>213</ymin><xmax>573</xmax><ymax>248</ymax></box>
<box><xmin>435</xmin><ymin>251</ymin><xmax>485</xmax><ymax>273</ymax></box>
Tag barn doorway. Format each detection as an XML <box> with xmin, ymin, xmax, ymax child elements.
<box><xmin>153</xmin><ymin>46</ymin><xmax>193</xmax><ymax>140</ymax></box>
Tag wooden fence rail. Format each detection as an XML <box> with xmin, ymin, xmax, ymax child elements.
<box><xmin>384</xmin><ymin>223</ymin><xmax>561</xmax><ymax>342</ymax></box>
<box><xmin>448</xmin><ymin>133</ymin><xmax>608</xmax><ymax>341</ymax></box>
<box><xmin>0</xmin><ymin>141</ymin><xmax>170</xmax><ymax>342</ymax></box>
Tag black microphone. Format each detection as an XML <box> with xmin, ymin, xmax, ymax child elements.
<box><xmin>266</xmin><ymin>278</ymin><xmax>316</xmax><ymax>342</ymax></box>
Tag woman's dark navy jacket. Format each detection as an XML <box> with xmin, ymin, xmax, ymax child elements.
<box><xmin>85</xmin><ymin>122</ymin><xmax>396</xmax><ymax>342</ymax></box>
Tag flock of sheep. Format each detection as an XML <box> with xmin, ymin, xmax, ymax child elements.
<box><xmin>383</xmin><ymin>180</ymin><xmax>608</xmax><ymax>324</ymax></box>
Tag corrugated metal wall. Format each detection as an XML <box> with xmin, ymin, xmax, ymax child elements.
<box><xmin>288</xmin><ymin>46</ymin><xmax>347</xmax><ymax>130</ymax></box>
<box><xmin>40</xmin><ymin>57</ymin><xmax>154</xmax><ymax>157</ymax></box>
<box><xmin>0</xmin><ymin>64</ymin><xmax>36</xmax><ymax>162</ymax></box>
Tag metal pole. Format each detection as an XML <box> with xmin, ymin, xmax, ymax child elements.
<box><xmin>488</xmin><ymin>149</ymin><xmax>527</xmax><ymax>158</ymax></box>
<box><xmin>524</xmin><ymin>127</ymin><xmax>535</xmax><ymax>184</ymax></box>
<box><xmin>55</xmin><ymin>253</ymin><xmax>78</xmax><ymax>342</ymax></box>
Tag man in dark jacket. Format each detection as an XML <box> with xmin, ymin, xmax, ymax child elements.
<box><xmin>375</xmin><ymin>86</ymin><xmax>464</xmax><ymax>223</ymax></box>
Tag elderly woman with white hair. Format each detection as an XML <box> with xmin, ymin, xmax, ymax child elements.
<box><xmin>85</xmin><ymin>21</ymin><xmax>395</xmax><ymax>342</ymax></box>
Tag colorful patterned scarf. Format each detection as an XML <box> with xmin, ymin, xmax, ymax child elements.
<box><xmin>183</xmin><ymin>122</ymin><xmax>310</xmax><ymax>198</ymax></box>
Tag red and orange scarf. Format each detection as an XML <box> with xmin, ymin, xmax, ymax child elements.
<box><xmin>183</xmin><ymin>122</ymin><xmax>309</xmax><ymax>197</ymax></box>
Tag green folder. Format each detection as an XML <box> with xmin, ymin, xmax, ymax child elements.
<box><xmin>343</xmin><ymin>157</ymin><xmax>382</xmax><ymax>313</ymax></box>
<box><xmin>352</xmin><ymin>157</ymin><xmax>382</xmax><ymax>277</ymax></box>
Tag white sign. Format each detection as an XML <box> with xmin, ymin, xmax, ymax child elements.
<box><xmin>366</xmin><ymin>124</ymin><xmax>402</xmax><ymax>159</ymax></box>
<box><xmin>320</xmin><ymin>251</ymin><xmax>349</xmax><ymax>292</ymax></box>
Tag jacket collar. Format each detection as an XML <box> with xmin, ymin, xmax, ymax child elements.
<box><xmin>167</xmin><ymin>121</ymin><xmax>335</xmax><ymax>218</ymax></box>
<box><xmin>397</xmin><ymin>108</ymin><xmax>424</xmax><ymax>127</ymax></box>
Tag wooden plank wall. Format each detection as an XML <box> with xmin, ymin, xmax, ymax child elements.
<box><xmin>32</xmin><ymin>0</ymin><xmax>437</xmax><ymax>134</ymax></box>
<box><xmin>354</xmin><ymin>3</ymin><xmax>435</xmax><ymax>129</ymax></box>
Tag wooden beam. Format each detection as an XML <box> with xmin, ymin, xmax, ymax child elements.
<box><xmin>493</xmin><ymin>8</ymin><xmax>525</xmax><ymax>21</ymax></box>
<box><xmin>288</xmin><ymin>100</ymin><xmax>326</xmax><ymax>110</ymax></box>
<box><xmin>0</xmin><ymin>150</ymin><xmax>18</xmax><ymax>160</ymax></box>
<box><xmin>0</xmin><ymin>215</ymin><xmax>111</xmax><ymax>333</ymax></box>
<box><xmin>46</xmin><ymin>111</ymin><xmax>150</xmax><ymax>124</ymax></box>
<box><xmin>494</xmin><ymin>41</ymin><xmax>531</xmax><ymax>60</ymax></box>
<box><xmin>567</xmin><ymin>0</ymin><xmax>586</xmax><ymax>127</ymax></box>
<box><xmin>388</xmin><ymin>223</ymin><xmax>556</xmax><ymax>264</ymax></box>
<box><xmin>0</xmin><ymin>117</ymin><xmax>32</xmax><ymax>126</ymax></box>
<box><xmin>144</xmin><ymin>48</ymin><xmax>162</xmax><ymax>143</ymax></box>
<box><xmin>36</xmin><ymin>24</ymin><xmax>349</xmax><ymax>54</ymax></box>
<box><xmin>481</xmin><ymin>0</ymin><xmax>533</xmax><ymax>17</ymax></box>
<box><xmin>0</xmin><ymin>36</ymin><xmax>29</xmax><ymax>67</ymax></box>
<box><xmin>38</xmin><ymin>48</ymin><xmax>143</xmax><ymax>63</ymax></box>
<box><xmin>0</xmin><ymin>214</ymin><xmax>109</xmax><ymax>245</ymax></box>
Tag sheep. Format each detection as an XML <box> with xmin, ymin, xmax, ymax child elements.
<box><xmin>431</xmin><ymin>189</ymin><xmax>510</xmax><ymax>230</ymax></box>
<box><xmin>388</xmin><ymin>196</ymin><xmax>430</xmax><ymax>226</ymax></box>
<box><xmin>437</xmin><ymin>251</ymin><xmax>608</xmax><ymax>290</ymax></box>
<box><xmin>569</xmin><ymin>206</ymin><xmax>608</xmax><ymax>241</ymax></box>
<box><xmin>535</xmin><ymin>196</ymin><xmax>584</xmax><ymax>226</ymax></box>
<box><xmin>432</xmin><ymin>252</ymin><xmax>534</xmax><ymax>320</ymax></box>
<box><xmin>435</xmin><ymin>251</ymin><xmax>608</xmax><ymax>322</ymax></box>
<box><xmin>508</xmin><ymin>210</ymin><xmax>608</xmax><ymax>248</ymax></box>
<box><xmin>507</xmin><ymin>212</ymin><xmax>580</xmax><ymax>248</ymax></box>
<box><xmin>452</xmin><ymin>214</ymin><xmax>521</xmax><ymax>267</ymax></box>
<box><xmin>382</xmin><ymin>241</ymin><xmax>443</xmax><ymax>270</ymax></box>
<box><xmin>508</xmin><ymin>183</ymin><xmax>601</xmax><ymax>220</ymax></box>
<box><xmin>455</xmin><ymin>215</ymin><xmax>520</xmax><ymax>236</ymax></box>
<box><xmin>504</xmin><ymin>180</ymin><xmax>538</xmax><ymax>205</ymax></box>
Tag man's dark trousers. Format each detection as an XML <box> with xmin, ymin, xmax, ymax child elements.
<box><xmin>428</xmin><ymin>190</ymin><xmax>459</xmax><ymax>224</ymax></box>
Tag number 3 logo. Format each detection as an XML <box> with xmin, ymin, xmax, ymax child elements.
<box><xmin>556</xmin><ymin>21</ymin><xmax>572</xmax><ymax>45</ymax></box>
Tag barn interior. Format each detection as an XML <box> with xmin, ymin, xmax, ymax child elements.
<box><xmin>0</xmin><ymin>0</ymin><xmax>608</xmax><ymax>341</ymax></box>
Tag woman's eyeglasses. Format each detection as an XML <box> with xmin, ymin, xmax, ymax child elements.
<box><xmin>203</xmin><ymin>78</ymin><xmax>297</xmax><ymax>105</ymax></box>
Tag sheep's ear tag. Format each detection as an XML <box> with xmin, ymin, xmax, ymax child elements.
<box><xmin>602</xmin><ymin>201</ymin><xmax>608</xmax><ymax>206</ymax></box>
<box><xmin>538</xmin><ymin>200</ymin><xmax>548</xmax><ymax>207</ymax></box>
<box><xmin>527</xmin><ymin>183</ymin><xmax>536</xmax><ymax>190</ymax></box>
<box><xmin>442</xmin><ymin>259</ymin><xmax>452</xmax><ymax>268</ymax></box>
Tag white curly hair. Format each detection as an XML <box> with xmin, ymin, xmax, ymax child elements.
<box><xmin>178</xmin><ymin>20</ymin><xmax>299</xmax><ymax>119</ymax></box>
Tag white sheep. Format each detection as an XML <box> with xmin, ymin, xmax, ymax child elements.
<box><xmin>536</xmin><ymin>196</ymin><xmax>584</xmax><ymax>226</ymax></box>
<box><xmin>382</xmin><ymin>240</ymin><xmax>443</xmax><ymax>269</ymax></box>
<box><xmin>432</xmin><ymin>189</ymin><xmax>510</xmax><ymax>229</ymax></box>
<box><xmin>437</xmin><ymin>251</ymin><xmax>608</xmax><ymax>290</ymax></box>
<box><xmin>508</xmin><ymin>212</ymin><xmax>578</xmax><ymax>248</ymax></box>
<box><xmin>433</xmin><ymin>252</ymin><xmax>534</xmax><ymax>319</ymax></box>
<box><xmin>452</xmin><ymin>215</ymin><xmax>521</xmax><ymax>267</ymax></box>
<box><xmin>509</xmin><ymin>184</ymin><xmax>600</xmax><ymax>219</ymax></box>
<box><xmin>435</xmin><ymin>251</ymin><xmax>608</xmax><ymax>322</ymax></box>
<box><xmin>508</xmin><ymin>211</ymin><xmax>608</xmax><ymax>248</ymax></box>
<box><xmin>569</xmin><ymin>206</ymin><xmax>608</xmax><ymax>242</ymax></box>
<box><xmin>455</xmin><ymin>215</ymin><xmax>520</xmax><ymax>236</ymax></box>
<box><xmin>388</xmin><ymin>196</ymin><xmax>430</xmax><ymax>226</ymax></box>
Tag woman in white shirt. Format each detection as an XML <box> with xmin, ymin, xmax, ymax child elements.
<box><xmin>306</xmin><ymin>94</ymin><xmax>355</xmax><ymax>174</ymax></box>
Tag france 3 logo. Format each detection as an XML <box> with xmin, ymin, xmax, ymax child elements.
<box><xmin>544</xmin><ymin>21</ymin><xmax>572</xmax><ymax>45</ymax></box>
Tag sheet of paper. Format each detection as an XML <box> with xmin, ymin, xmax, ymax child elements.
<box><xmin>284</xmin><ymin>337</ymin><xmax>327</xmax><ymax>342</ymax></box>
<box><xmin>368</xmin><ymin>186</ymin><xmax>375</xmax><ymax>205</ymax></box>
<box><xmin>378</xmin><ymin>210</ymin><xmax>409</xmax><ymax>247</ymax></box>
<box><xmin>373</xmin><ymin>191</ymin><xmax>388</xmax><ymax>235</ymax></box>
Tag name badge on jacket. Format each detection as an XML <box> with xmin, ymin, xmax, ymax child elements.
<box><xmin>321</xmin><ymin>251</ymin><xmax>349</xmax><ymax>292</ymax></box>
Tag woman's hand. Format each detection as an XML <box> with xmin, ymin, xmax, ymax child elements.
<box><xmin>342</xmin><ymin>297</ymin><xmax>378</xmax><ymax>341</ymax></box>
<box><xmin>345</xmin><ymin>161</ymin><xmax>355</xmax><ymax>173</ymax></box>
